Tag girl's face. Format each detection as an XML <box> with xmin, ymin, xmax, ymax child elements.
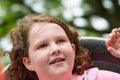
<box><xmin>23</xmin><ymin>22</ymin><xmax>75</xmax><ymax>79</ymax></box>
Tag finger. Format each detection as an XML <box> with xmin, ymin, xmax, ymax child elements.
<box><xmin>111</xmin><ymin>28</ymin><xmax>119</xmax><ymax>38</ymax></box>
<box><xmin>116</xmin><ymin>32</ymin><xmax>120</xmax><ymax>38</ymax></box>
<box><xmin>108</xmin><ymin>33</ymin><xmax>115</xmax><ymax>38</ymax></box>
<box><xmin>105</xmin><ymin>38</ymin><xmax>114</xmax><ymax>47</ymax></box>
<box><xmin>107</xmin><ymin>47</ymin><xmax>120</xmax><ymax>58</ymax></box>
<box><xmin>116</xmin><ymin>28</ymin><xmax>120</xmax><ymax>38</ymax></box>
<box><xmin>117</xmin><ymin>27</ymin><xmax>120</xmax><ymax>32</ymax></box>
<box><xmin>111</xmin><ymin>28</ymin><xmax>118</xmax><ymax>33</ymax></box>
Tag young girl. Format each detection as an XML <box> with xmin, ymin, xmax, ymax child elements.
<box><xmin>5</xmin><ymin>13</ymin><xmax>120</xmax><ymax>80</ymax></box>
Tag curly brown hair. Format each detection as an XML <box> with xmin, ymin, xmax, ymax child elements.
<box><xmin>5</xmin><ymin>13</ymin><xmax>93</xmax><ymax>80</ymax></box>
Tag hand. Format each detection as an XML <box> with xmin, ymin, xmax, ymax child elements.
<box><xmin>105</xmin><ymin>28</ymin><xmax>120</xmax><ymax>58</ymax></box>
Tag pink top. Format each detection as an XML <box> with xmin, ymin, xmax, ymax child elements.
<box><xmin>76</xmin><ymin>67</ymin><xmax>120</xmax><ymax>80</ymax></box>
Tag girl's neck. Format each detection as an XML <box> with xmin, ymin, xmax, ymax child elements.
<box><xmin>38</xmin><ymin>74</ymin><xmax>76</xmax><ymax>80</ymax></box>
<box><xmin>72</xmin><ymin>74</ymin><xmax>76</xmax><ymax>80</ymax></box>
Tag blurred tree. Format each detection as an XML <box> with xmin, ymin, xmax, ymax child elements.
<box><xmin>0</xmin><ymin>0</ymin><xmax>120</xmax><ymax>47</ymax></box>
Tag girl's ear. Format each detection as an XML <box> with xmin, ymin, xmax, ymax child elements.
<box><xmin>72</xmin><ymin>43</ymin><xmax>76</xmax><ymax>52</ymax></box>
<box><xmin>23</xmin><ymin>57</ymin><xmax>34</xmax><ymax>71</ymax></box>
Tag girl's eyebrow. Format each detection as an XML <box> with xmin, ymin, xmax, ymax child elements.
<box><xmin>33</xmin><ymin>39</ymin><xmax>47</xmax><ymax>47</ymax></box>
<box><xmin>55</xmin><ymin>35</ymin><xmax>67</xmax><ymax>38</ymax></box>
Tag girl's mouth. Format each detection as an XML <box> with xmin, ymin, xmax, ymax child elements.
<box><xmin>49</xmin><ymin>58</ymin><xmax>65</xmax><ymax>64</ymax></box>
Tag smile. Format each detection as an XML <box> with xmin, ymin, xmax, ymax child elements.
<box><xmin>49</xmin><ymin>58</ymin><xmax>66</xmax><ymax>64</ymax></box>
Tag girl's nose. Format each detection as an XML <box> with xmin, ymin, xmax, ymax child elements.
<box><xmin>50</xmin><ymin>43</ymin><xmax>61</xmax><ymax>55</ymax></box>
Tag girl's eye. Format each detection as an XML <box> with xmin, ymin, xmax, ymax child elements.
<box><xmin>38</xmin><ymin>43</ymin><xmax>48</xmax><ymax>49</ymax></box>
<box><xmin>57</xmin><ymin>39</ymin><xmax>66</xmax><ymax>43</ymax></box>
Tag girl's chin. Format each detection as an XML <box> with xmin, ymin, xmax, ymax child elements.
<box><xmin>49</xmin><ymin>66</ymin><xmax>72</xmax><ymax>76</ymax></box>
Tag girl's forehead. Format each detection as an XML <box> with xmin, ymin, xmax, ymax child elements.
<box><xmin>28</xmin><ymin>22</ymin><xmax>66</xmax><ymax>38</ymax></box>
<box><xmin>30</xmin><ymin>22</ymin><xmax>65</xmax><ymax>32</ymax></box>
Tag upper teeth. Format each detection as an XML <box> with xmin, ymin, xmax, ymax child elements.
<box><xmin>50</xmin><ymin>58</ymin><xmax>64</xmax><ymax>64</ymax></box>
<box><xmin>55</xmin><ymin>58</ymin><xmax>61</xmax><ymax>62</ymax></box>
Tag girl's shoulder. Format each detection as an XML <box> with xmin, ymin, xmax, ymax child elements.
<box><xmin>76</xmin><ymin>67</ymin><xmax>120</xmax><ymax>80</ymax></box>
